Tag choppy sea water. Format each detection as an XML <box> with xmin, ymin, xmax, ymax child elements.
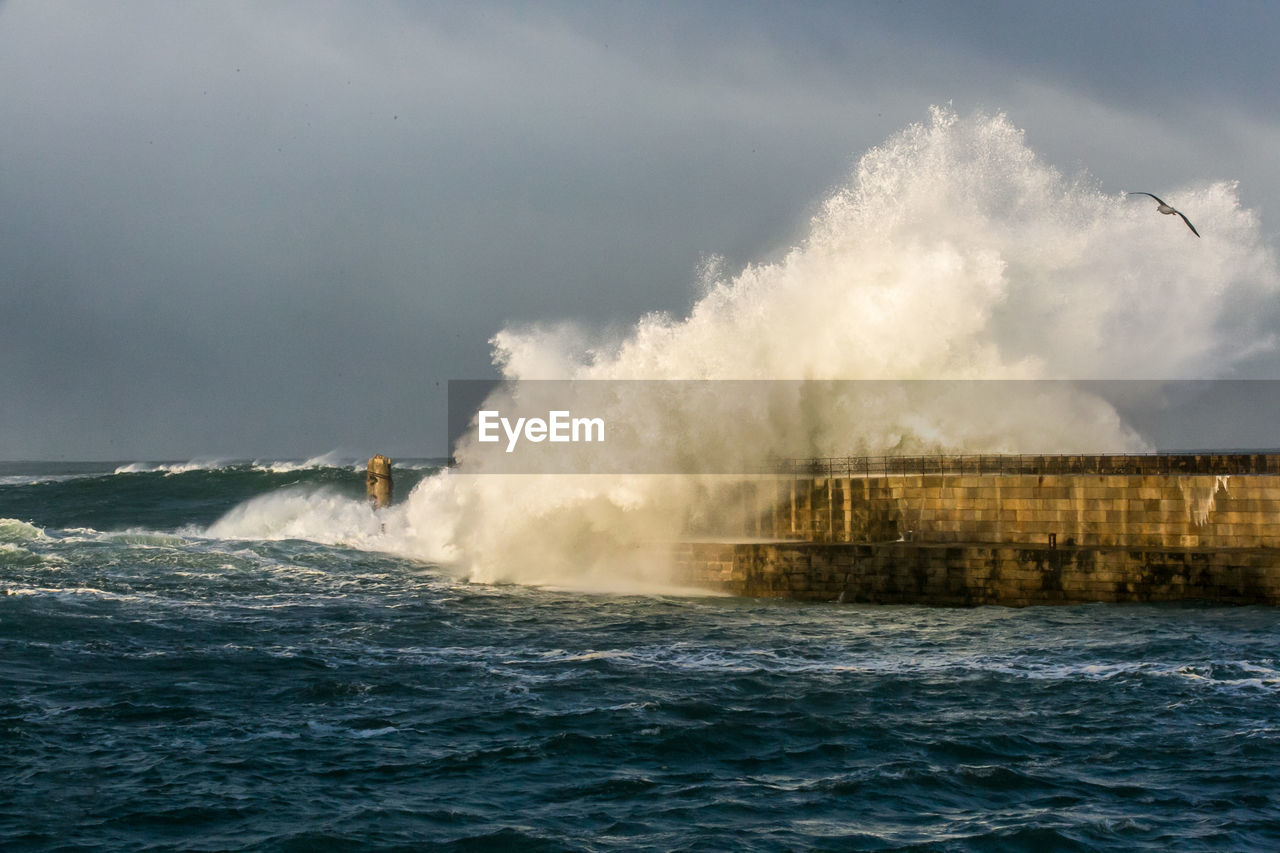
<box><xmin>3</xmin><ymin>462</ymin><xmax>1280</xmax><ymax>851</ymax></box>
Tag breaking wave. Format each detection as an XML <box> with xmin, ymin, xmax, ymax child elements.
<box><xmin>236</xmin><ymin>108</ymin><xmax>1280</xmax><ymax>587</ymax></box>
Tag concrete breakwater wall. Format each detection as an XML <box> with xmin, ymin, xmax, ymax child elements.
<box><xmin>677</xmin><ymin>454</ymin><xmax>1280</xmax><ymax>604</ymax></box>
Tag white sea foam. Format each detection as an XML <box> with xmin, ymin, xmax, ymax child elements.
<box><xmin>248</xmin><ymin>455</ymin><xmax>442</xmax><ymax>474</ymax></box>
<box><xmin>112</xmin><ymin>462</ymin><xmax>155</xmax><ymax>474</ymax></box>
<box><xmin>111</xmin><ymin>455</ymin><xmax>366</xmax><ymax>476</ymax></box>
<box><xmin>230</xmin><ymin>107</ymin><xmax>1280</xmax><ymax>588</ymax></box>
<box><xmin>0</xmin><ymin>585</ymin><xmax>143</xmax><ymax>603</ymax></box>
<box><xmin>201</xmin><ymin>487</ymin><xmax>386</xmax><ymax>546</ymax></box>
<box><xmin>251</xmin><ymin>451</ymin><xmax>360</xmax><ymax>473</ymax></box>
<box><xmin>104</xmin><ymin>531</ymin><xmax>190</xmax><ymax>548</ymax></box>
<box><xmin>113</xmin><ymin>458</ymin><xmax>234</xmax><ymax>475</ymax></box>
<box><xmin>393</xmin><ymin>459</ymin><xmax>449</xmax><ymax>471</ymax></box>
<box><xmin>0</xmin><ymin>543</ymin><xmax>41</xmax><ymax>566</ymax></box>
<box><xmin>0</xmin><ymin>518</ymin><xmax>45</xmax><ymax>542</ymax></box>
<box><xmin>0</xmin><ymin>473</ymin><xmax>99</xmax><ymax>486</ymax></box>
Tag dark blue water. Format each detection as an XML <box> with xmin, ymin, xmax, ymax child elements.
<box><xmin>3</xmin><ymin>463</ymin><xmax>1280</xmax><ymax>851</ymax></box>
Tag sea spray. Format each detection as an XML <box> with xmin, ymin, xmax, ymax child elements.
<box><xmin>0</xmin><ymin>518</ymin><xmax>46</xmax><ymax>544</ymax></box>
<box><xmin>242</xmin><ymin>107</ymin><xmax>1280</xmax><ymax>586</ymax></box>
<box><xmin>203</xmin><ymin>488</ymin><xmax>386</xmax><ymax>545</ymax></box>
<box><xmin>1179</xmin><ymin>475</ymin><xmax>1232</xmax><ymax>526</ymax></box>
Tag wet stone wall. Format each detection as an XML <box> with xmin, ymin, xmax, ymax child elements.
<box><xmin>741</xmin><ymin>473</ymin><xmax>1280</xmax><ymax>549</ymax></box>
<box><xmin>687</xmin><ymin>458</ymin><xmax>1280</xmax><ymax>604</ymax></box>
<box><xmin>671</xmin><ymin>541</ymin><xmax>1280</xmax><ymax>606</ymax></box>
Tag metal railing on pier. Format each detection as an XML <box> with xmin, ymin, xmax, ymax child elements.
<box><xmin>763</xmin><ymin>453</ymin><xmax>1280</xmax><ymax>479</ymax></box>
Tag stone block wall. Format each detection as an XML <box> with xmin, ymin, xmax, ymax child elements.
<box><xmin>670</xmin><ymin>541</ymin><xmax>1280</xmax><ymax>606</ymax></box>
<box><xmin>680</xmin><ymin>457</ymin><xmax>1280</xmax><ymax>604</ymax></box>
<box><xmin>747</xmin><ymin>473</ymin><xmax>1280</xmax><ymax>549</ymax></box>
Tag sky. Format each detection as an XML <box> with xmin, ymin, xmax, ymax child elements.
<box><xmin>2</xmin><ymin>0</ymin><xmax>1279</xmax><ymax>460</ymax></box>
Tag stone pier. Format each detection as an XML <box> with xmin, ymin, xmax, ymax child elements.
<box><xmin>671</xmin><ymin>454</ymin><xmax>1280</xmax><ymax>605</ymax></box>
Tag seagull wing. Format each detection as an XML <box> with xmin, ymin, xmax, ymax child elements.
<box><xmin>1175</xmin><ymin>210</ymin><xmax>1200</xmax><ymax>237</ymax></box>
<box><xmin>1127</xmin><ymin>191</ymin><xmax>1168</xmax><ymax>206</ymax></box>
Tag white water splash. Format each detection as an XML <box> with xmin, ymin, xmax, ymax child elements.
<box><xmin>0</xmin><ymin>518</ymin><xmax>46</xmax><ymax>543</ymax></box>
<box><xmin>114</xmin><ymin>458</ymin><xmax>233</xmax><ymax>475</ymax></box>
<box><xmin>260</xmin><ymin>107</ymin><xmax>1280</xmax><ymax>586</ymax></box>
<box><xmin>1178</xmin><ymin>475</ymin><xmax>1231</xmax><ymax>526</ymax></box>
<box><xmin>202</xmin><ymin>488</ymin><xmax>385</xmax><ymax>546</ymax></box>
<box><xmin>250</xmin><ymin>451</ymin><xmax>362</xmax><ymax>474</ymax></box>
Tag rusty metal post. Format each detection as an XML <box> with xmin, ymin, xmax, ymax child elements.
<box><xmin>366</xmin><ymin>455</ymin><xmax>393</xmax><ymax>509</ymax></box>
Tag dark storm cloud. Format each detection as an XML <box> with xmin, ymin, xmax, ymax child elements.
<box><xmin>1</xmin><ymin>1</ymin><xmax>1278</xmax><ymax>458</ymax></box>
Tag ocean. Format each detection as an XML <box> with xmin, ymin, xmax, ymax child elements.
<box><xmin>3</xmin><ymin>460</ymin><xmax>1279</xmax><ymax>851</ymax></box>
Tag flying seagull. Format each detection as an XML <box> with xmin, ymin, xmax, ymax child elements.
<box><xmin>1127</xmin><ymin>192</ymin><xmax>1200</xmax><ymax>237</ymax></box>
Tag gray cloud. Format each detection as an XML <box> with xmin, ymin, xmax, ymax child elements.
<box><xmin>2</xmin><ymin>0</ymin><xmax>1278</xmax><ymax>458</ymax></box>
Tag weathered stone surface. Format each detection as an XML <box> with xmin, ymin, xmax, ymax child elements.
<box><xmin>708</xmin><ymin>458</ymin><xmax>1280</xmax><ymax>604</ymax></box>
<box><xmin>670</xmin><ymin>541</ymin><xmax>1280</xmax><ymax>606</ymax></box>
<box><xmin>740</xmin><ymin>467</ymin><xmax>1280</xmax><ymax>550</ymax></box>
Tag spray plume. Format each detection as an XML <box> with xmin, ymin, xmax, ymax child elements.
<box><xmin>222</xmin><ymin>107</ymin><xmax>1280</xmax><ymax>588</ymax></box>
